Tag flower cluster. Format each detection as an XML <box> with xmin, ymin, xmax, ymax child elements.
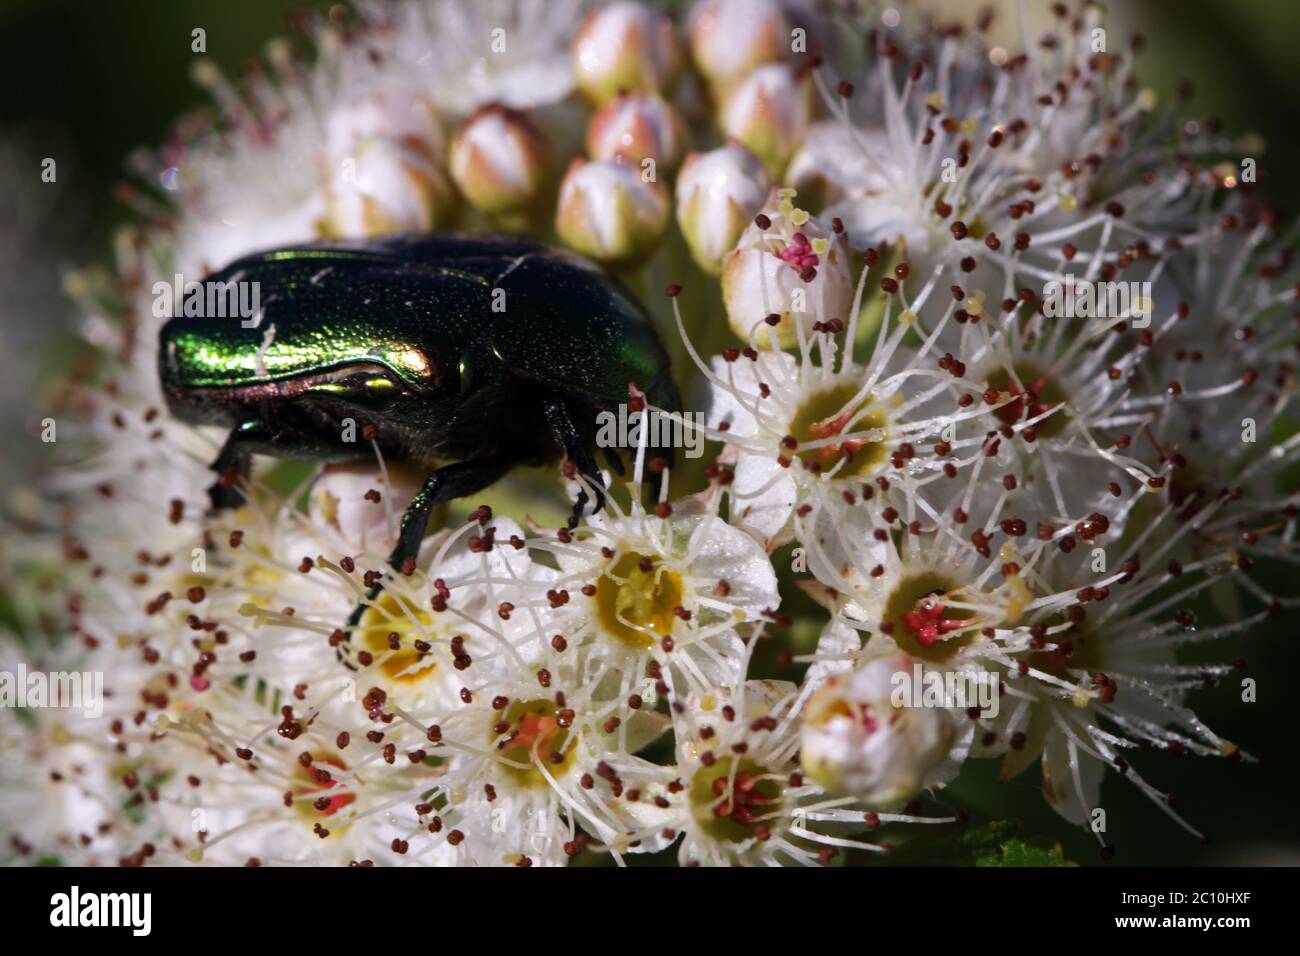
<box><xmin>3</xmin><ymin>0</ymin><xmax>1295</xmax><ymax>867</ymax></box>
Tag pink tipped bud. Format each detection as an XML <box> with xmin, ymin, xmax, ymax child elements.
<box><xmin>688</xmin><ymin>0</ymin><xmax>789</xmax><ymax>91</ymax></box>
<box><xmin>675</xmin><ymin>144</ymin><xmax>770</xmax><ymax>274</ymax></box>
<box><xmin>325</xmin><ymin>138</ymin><xmax>456</xmax><ymax>236</ymax></box>
<box><xmin>720</xmin><ymin>63</ymin><xmax>812</xmax><ymax>175</ymax></box>
<box><xmin>586</xmin><ymin>93</ymin><xmax>687</xmax><ymax>172</ymax></box>
<box><xmin>449</xmin><ymin>105</ymin><xmax>551</xmax><ymax>215</ymax></box>
<box><xmin>324</xmin><ymin>90</ymin><xmax>454</xmax><ymax>236</ymax></box>
<box><xmin>573</xmin><ymin>1</ymin><xmax>682</xmax><ymax>105</ymax></box>
<box><xmin>555</xmin><ymin>158</ymin><xmax>669</xmax><ymax>265</ymax></box>
<box><xmin>801</xmin><ymin>654</ymin><xmax>957</xmax><ymax>804</ymax></box>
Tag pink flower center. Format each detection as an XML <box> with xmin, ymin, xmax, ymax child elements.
<box><xmin>903</xmin><ymin>599</ymin><xmax>967</xmax><ymax>647</ymax></box>
<box><xmin>858</xmin><ymin>704</ymin><xmax>879</xmax><ymax>734</ymax></box>
<box><xmin>712</xmin><ymin>771</ymin><xmax>778</xmax><ymax>826</ymax></box>
<box><xmin>994</xmin><ymin>373</ymin><xmax>1056</xmax><ymax>426</ymax></box>
<box><xmin>777</xmin><ymin>231</ymin><xmax>819</xmax><ymax>271</ymax></box>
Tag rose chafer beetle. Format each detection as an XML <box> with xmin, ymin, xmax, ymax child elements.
<box><xmin>159</xmin><ymin>234</ymin><xmax>679</xmax><ymax>572</ymax></box>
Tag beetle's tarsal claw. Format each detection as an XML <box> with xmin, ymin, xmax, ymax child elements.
<box><xmin>567</xmin><ymin>470</ymin><xmax>607</xmax><ymax>529</ymax></box>
<box><xmin>386</xmin><ymin>531</ymin><xmax>423</xmax><ymax>574</ymax></box>
<box><xmin>345</xmin><ymin>597</ymin><xmax>370</xmax><ymax>631</ymax></box>
<box><xmin>207</xmin><ymin>478</ymin><xmax>244</xmax><ymax>512</ymax></box>
<box><xmin>206</xmin><ymin>423</ymin><xmax>263</xmax><ymax>512</ymax></box>
<box><xmin>569</xmin><ymin>487</ymin><xmax>589</xmax><ymax>530</ymax></box>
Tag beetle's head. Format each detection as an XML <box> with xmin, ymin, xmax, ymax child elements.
<box><xmin>158</xmin><ymin>311</ymin><xmax>464</xmax><ymax>427</ymax></box>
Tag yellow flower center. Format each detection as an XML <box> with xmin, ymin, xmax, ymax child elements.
<box><xmin>690</xmin><ymin>756</ymin><xmax>784</xmax><ymax>842</ymax></box>
<box><xmin>595</xmin><ymin>552</ymin><xmax>685</xmax><ymax>649</ymax></box>
<box><xmin>356</xmin><ymin>590</ymin><xmax>438</xmax><ymax>685</ymax></box>
<box><xmin>882</xmin><ymin>571</ymin><xmax>978</xmax><ymax>663</ymax></box>
<box><xmin>789</xmin><ymin>382</ymin><xmax>889</xmax><ymax>477</ymax></box>
<box><xmin>494</xmin><ymin>699</ymin><xmax>577</xmax><ymax>788</ymax></box>
<box><xmin>986</xmin><ymin>361</ymin><xmax>1069</xmax><ymax>439</ymax></box>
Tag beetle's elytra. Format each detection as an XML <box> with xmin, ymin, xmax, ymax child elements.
<box><xmin>158</xmin><ymin>234</ymin><xmax>679</xmax><ymax>571</ymax></box>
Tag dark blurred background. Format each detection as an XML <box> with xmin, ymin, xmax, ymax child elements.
<box><xmin>0</xmin><ymin>0</ymin><xmax>1296</xmax><ymax>865</ymax></box>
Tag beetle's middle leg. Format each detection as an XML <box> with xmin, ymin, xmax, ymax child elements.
<box><xmin>542</xmin><ymin>397</ymin><xmax>605</xmax><ymax>529</ymax></box>
<box><xmin>387</xmin><ymin>456</ymin><xmax>514</xmax><ymax>573</ymax></box>
<box><xmin>207</xmin><ymin>420</ymin><xmax>273</xmax><ymax>511</ymax></box>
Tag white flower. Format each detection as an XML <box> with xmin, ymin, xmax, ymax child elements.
<box><xmin>720</xmin><ymin>189</ymin><xmax>852</xmax><ymax>348</ymax></box>
<box><xmin>232</xmin><ymin>504</ymin><xmax>569</xmax><ymax>715</ymax></box>
<box><xmin>1136</xmin><ymin>221</ymin><xmax>1297</xmax><ymax>493</ymax></box>
<box><xmin>9</xmin><ymin>0</ymin><xmax>1299</xmax><ymax>869</ymax></box>
<box><xmin>699</xmin><ymin>250</ymin><xmax>995</xmax><ymax>547</ymax></box>
<box><xmin>159</xmin><ymin>54</ymin><xmax>331</xmax><ymax>284</ymax></box>
<box><xmin>786</xmin><ymin>121</ymin><xmax>945</xmax><ymax>255</ymax></box>
<box><xmin>800</xmin><ymin>651</ymin><xmax>956</xmax><ymax>805</ymax></box>
<box><xmin>370</xmin><ymin>0</ymin><xmax>585</xmax><ymax>117</ymax></box>
<box><xmin>601</xmin><ymin>678</ymin><xmax>954</xmax><ymax>865</ymax></box>
<box><xmin>0</xmin><ymin>643</ymin><xmax>146</xmax><ymax>867</ymax></box>
<box><xmin>35</xmin><ymin>312</ymin><xmax>216</xmax><ymax>556</ymax></box>
<box><xmin>997</xmin><ymin>507</ymin><xmax>1260</xmax><ymax>845</ymax></box>
<box><xmin>361</xmin><ymin>667</ymin><xmax>638</xmax><ymax>867</ymax></box>
<box><xmin>148</xmin><ymin>682</ymin><xmax>426</xmax><ymax>866</ymax></box>
<box><xmin>520</xmin><ymin>485</ymin><xmax>780</xmax><ymax>694</ymax></box>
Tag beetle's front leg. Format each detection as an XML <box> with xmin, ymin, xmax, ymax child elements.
<box><xmin>207</xmin><ymin>420</ymin><xmax>272</xmax><ymax>511</ymax></box>
<box><xmin>387</xmin><ymin>456</ymin><xmax>514</xmax><ymax>573</ymax></box>
<box><xmin>601</xmin><ymin>445</ymin><xmax>626</xmax><ymax>477</ymax></box>
<box><xmin>542</xmin><ymin>397</ymin><xmax>604</xmax><ymax>529</ymax></box>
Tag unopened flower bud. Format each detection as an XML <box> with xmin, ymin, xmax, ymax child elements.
<box><xmin>573</xmin><ymin>1</ymin><xmax>682</xmax><ymax>105</ymax></box>
<box><xmin>325</xmin><ymin>137</ymin><xmax>456</xmax><ymax>236</ymax></box>
<box><xmin>688</xmin><ymin>0</ymin><xmax>789</xmax><ymax>92</ymax></box>
<box><xmin>586</xmin><ymin>93</ymin><xmax>687</xmax><ymax>172</ymax></box>
<box><xmin>675</xmin><ymin>143</ymin><xmax>770</xmax><ymax>274</ymax></box>
<box><xmin>720</xmin><ymin>62</ymin><xmax>812</xmax><ymax>175</ymax></box>
<box><xmin>449</xmin><ymin>105</ymin><xmax>551</xmax><ymax>215</ymax></box>
<box><xmin>324</xmin><ymin>90</ymin><xmax>454</xmax><ymax>236</ymax></box>
<box><xmin>555</xmin><ymin>158</ymin><xmax>669</xmax><ymax>265</ymax></box>
<box><xmin>721</xmin><ymin>188</ymin><xmax>851</xmax><ymax>347</ymax></box>
<box><xmin>801</xmin><ymin>655</ymin><xmax>956</xmax><ymax>805</ymax></box>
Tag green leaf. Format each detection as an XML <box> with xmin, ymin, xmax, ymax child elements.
<box><xmin>879</xmin><ymin>820</ymin><xmax>1076</xmax><ymax>867</ymax></box>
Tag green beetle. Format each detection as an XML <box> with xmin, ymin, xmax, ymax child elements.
<box><xmin>159</xmin><ymin>234</ymin><xmax>679</xmax><ymax>571</ymax></box>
